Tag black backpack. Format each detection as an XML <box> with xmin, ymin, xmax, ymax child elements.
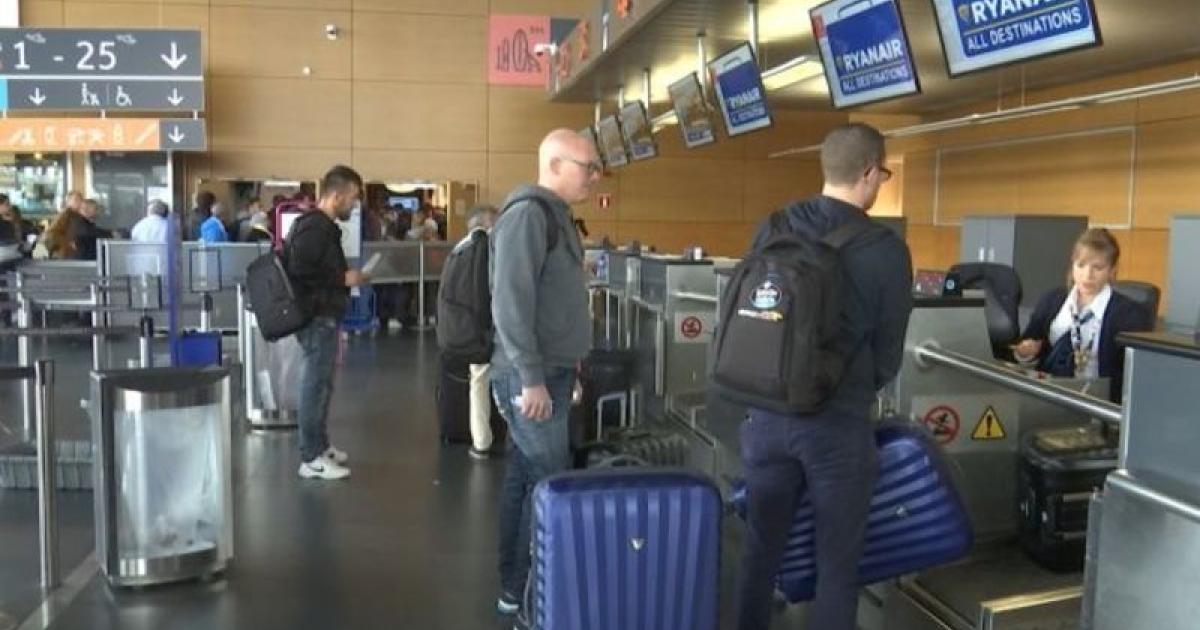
<box><xmin>709</xmin><ymin>211</ymin><xmax>874</xmax><ymax>414</ymax></box>
<box><xmin>244</xmin><ymin>215</ymin><xmax>315</xmax><ymax>342</ymax></box>
<box><xmin>435</xmin><ymin>196</ymin><xmax>560</xmax><ymax>363</ymax></box>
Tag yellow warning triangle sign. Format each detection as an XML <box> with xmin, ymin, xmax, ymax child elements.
<box><xmin>972</xmin><ymin>406</ymin><xmax>1006</xmax><ymax>440</ymax></box>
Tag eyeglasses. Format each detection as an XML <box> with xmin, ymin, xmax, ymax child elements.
<box><xmin>876</xmin><ymin>165</ymin><xmax>894</xmax><ymax>182</ymax></box>
<box><xmin>560</xmin><ymin>156</ymin><xmax>603</xmax><ymax>175</ymax></box>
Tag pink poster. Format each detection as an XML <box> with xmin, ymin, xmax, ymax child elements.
<box><xmin>488</xmin><ymin>15</ymin><xmax>551</xmax><ymax>87</ymax></box>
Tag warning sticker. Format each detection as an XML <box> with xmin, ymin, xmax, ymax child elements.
<box><xmin>922</xmin><ymin>405</ymin><xmax>960</xmax><ymax>445</ymax></box>
<box><xmin>972</xmin><ymin>406</ymin><xmax>1006</xmax><ymax>440</ymax></box>
<box><xmin>674</xmin><ymin>311</ymin><xmax>714</xmax><ymax>344</ymax></box>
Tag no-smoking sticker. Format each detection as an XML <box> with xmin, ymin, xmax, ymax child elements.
<box><xmin>922</xmin><ymin>405</ymin><xmax>960</xmax><ymax>445</ymax></box>
<box><xmin>674</xmin><ymin>311</ymin><xmax>714</xmax><ymax>344</ymax></box>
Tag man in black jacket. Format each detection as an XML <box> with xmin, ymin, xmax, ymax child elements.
<box><xmin>287</xmin><ymin>165</ymin><xmax>367</xmax><ymax>480</ymax></box>
<box><xmin>736</xmin><ymin>124</ymin><xmax>913</xmax><ymax>630</ymax></box>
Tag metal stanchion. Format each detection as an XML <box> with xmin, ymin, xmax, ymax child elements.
<box><xmin>138</xmin><ymin>315</ymin><xmax>154</xmax><ymax>368</ymax></box>
<box><xmin>89</xmin><ymin>283</ymin><xmax>102</xmax><ymax>371</ymax></box>
<box><xmin>16</xmin><ymin>271</ymin><xmax>34</xmax><ymax>441</ymax></box>
<box><xmin>34</xmin><ymin>359</ymin><xmax>59</xmax><ymax>589</ymax></box>
<box><xmin>416</xmin><ymin>240</ymin><xmax>427</xmax><ymax>330</ymax></box>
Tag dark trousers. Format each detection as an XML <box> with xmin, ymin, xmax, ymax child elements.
<box><xmin>735</xmin><ymin>408</ymin><xmax>878</xmax><ymax>630</ymax></box>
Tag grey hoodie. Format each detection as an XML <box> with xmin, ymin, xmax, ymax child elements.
<box><xmin>489</xmin><ymin>185</ymin><xmax>591</xmax><ymax>387</ymax></box>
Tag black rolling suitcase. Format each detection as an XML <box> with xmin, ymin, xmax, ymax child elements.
<box><xmin>1017</xmin><ymin>424</ymin><xmax>1117</xmax><ymax>572</ymax></box>
<box><xmin>579</xmin><ymin>347</ymin><xmax>636</xmax><ymax>442</ymax></box>
<box><xmin>581</xmin><ymin>425</ymin><xmax>689</xmax><ymax>468</ymax></box>
<box><xmin>435</xmin><ymin>354</ymin><xmax>471</xmax><ymax>443</ymax></box>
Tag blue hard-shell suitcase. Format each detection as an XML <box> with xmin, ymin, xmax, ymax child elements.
<box><xmin>530</xmin><ymin>468</ymin><xmax>722</xmax><ymax>630</ymax></box>
<box><xmin>731</xmin><ymin>421</ymin><xmax>973</xmax><ymax>602</ymax></box>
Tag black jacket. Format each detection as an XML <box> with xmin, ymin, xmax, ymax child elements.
<box><xmin>285</xmin><ymin>211</ymin><xmax>348</xmax><ymax>319</ymax></box>
<box><xmin>753</xmin><ymin>195</ymin><xmax>913</xmax><ymax>416</ymax></box>
<box><xmin>1021</xmin><ymin>286</ymin><xmax>1153</xmax><ymax>402</ymax></box>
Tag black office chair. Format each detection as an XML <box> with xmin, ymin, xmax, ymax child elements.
<box><xmin>948</xmin><ymin>262</ymin><xmax>1023</xmax><ymax>360</ymax></box>
<box><xmin>1113</xmin><ymin>280</ymin><xmax>1161</xmax><ymax>321</ymax></box>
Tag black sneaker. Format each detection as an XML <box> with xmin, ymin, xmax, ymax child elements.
<box><xmin>496</xmin><ymin>590</ymin><xmax>521</xmax><ymax>615</ymax></box>
<box><xmin>468</xmin><ymin>446</ymin><xmax>490</xmax><ymax>460</ymax></box>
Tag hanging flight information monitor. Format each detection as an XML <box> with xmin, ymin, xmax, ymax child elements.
<box><xmin>596</xmin><ymin>116</ymin><xmax>629</xmax><ymax>168</ymax></box>
<box><xmin>668</xmin><ymin>73</ymin><xmax>716</xmax><ymax>149</ymax></box>
<box><xmin>810</xmin><ymin>0</ymin><xmax>920</xmax><ymax>108</ymax></box>
<box><xmin>708</xmin><ymin>42</ymin><xmax>773</xmax><ymax>137</ymax></box>
<box><xmin>619</xmin><ymin>101</ymin><xmax>657</xmax><ymax>161</ymax></box>
<box><xmin>930</xmin><ymin>0</ymin><xmax>1102</xmax><ymax>77</ymax></box>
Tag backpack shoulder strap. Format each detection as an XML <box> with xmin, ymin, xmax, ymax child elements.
<box><xmin>821</xmin><ymin>218</ymin><xmax>875</xmax><ymax>250</ymax></box>
<box><xmin>501</xmin><ymin>196</ymin><xmax>560</xmax><ymax>253</ymax></box>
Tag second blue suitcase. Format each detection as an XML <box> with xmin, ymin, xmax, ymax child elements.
<box><xmin>732</xmin><ymin>421</ymin><xmax>973</xmax><ymax>602</ymax></box>
<box><xmin>530</xmin><ymin>468</ymin><xmax>721</xmax><ymax>630</ymax></box>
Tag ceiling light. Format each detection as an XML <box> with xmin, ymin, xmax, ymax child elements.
<box><xmin>760</xmin><ymin>55</ymin><xmax>824</xmax><ymax>91</ymax></box>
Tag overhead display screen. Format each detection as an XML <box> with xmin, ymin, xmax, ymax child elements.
<box><xmin>580</xmin><ymin>126</ymin><xmax>605</xmax><ymax>167</ymax></box>
<box><xmin>596</xmin><ymin>116</ymin><xmax>629</xmax><ymax>168</ymax></box>
<box><xmin>618</xmin><ymin>101</ymin><xmax>658</xmax><ymax>161</ymax></box>
<box><xmin>930</xmin><ymin>0</ymin><xmax>1102</xmax><ymax>76</ymax></box>
<box><xmin>810</xmin><ymin>0</ymin><xmax>921</xmax><ymax>108</ymax></box>
<box><xmin>668</xmin><ymin>73</ymin><xmax>716</xmax><ymax>149</ymax></box>
<box><xmin>708</xmin><ymin>42</ymin><xmax>773</xmax><ymax>137</ymax></box>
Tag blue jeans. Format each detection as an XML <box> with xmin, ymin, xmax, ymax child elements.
<box><xmin>296</xmin><ymin>317</ymin><xmax>339</xmax><ymax>463</ymax></box>
<box><xmin>735</xmin><ymin>408</ymin><xmax>878</xmax><ymax>630</ymax></box>
<box><xmin>490</xmin><ymin>365</ymin><xmax>575</xmax><ymax>595</ymax></box>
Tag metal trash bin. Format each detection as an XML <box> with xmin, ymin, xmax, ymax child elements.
<box><xmin>240</xmin><ymin>307</ymin><xmax>300</xmax><ymax>429</ymax></box>
<box><xmin>90</xmin><ymin>367</ymin><xmax>234</xmax><ymax>587</ymax></box>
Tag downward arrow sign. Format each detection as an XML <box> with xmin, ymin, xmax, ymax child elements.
<box><xmin>167</xmin><ymin>88</ymin><xmax>184</xmax><ymax>106</ymax></box>
<box><xmin>168</xmin><ymin>126</ymin><xmax>186</xmax><ymax>143</ymax></box>
<box><xmin>29</xmin><ymin>88</ymin><xmax>46</xmax><ymax>106</ymax></box>
<box><xmin>161</xmin><ymin>42</ymin><xmax>188</xmax><ymax>70</ymax></box>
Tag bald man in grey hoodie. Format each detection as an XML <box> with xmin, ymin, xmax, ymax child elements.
<box><xmin>490</xmin><ymin>129</ymin><xmax>601</xmax><ymax>617</ymax></box>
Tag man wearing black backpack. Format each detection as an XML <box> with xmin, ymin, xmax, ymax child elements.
<box><xmin>733</xmin><ymin>124</ymin><xmax>913</xmax><ymax>630</ymax></box>
<box><xmin>489</xmin><ymin>129</ymin><xmax>598</xmax><ymax>617</ymax></box>
<box><xmin>287</xmin><ymin>165</ymin><xmax>368</xmax><ymax>481</ymax></box>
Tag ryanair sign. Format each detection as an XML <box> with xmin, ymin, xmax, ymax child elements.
<box><xmin>810</xmin><ymin>0</ymin><xmax>920</xmax><ymax>109</ymax></box>
<box><xmin>932</xmin><ymin>0</ymin><xmax>1101</xmax><ymax>76</ymax></box>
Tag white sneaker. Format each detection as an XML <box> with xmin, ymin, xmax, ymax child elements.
<box><xmin>298</xmin><ymin>455</ymin><xmax>350</xmax><ymax>480</ymax></box>
<box><xmin>324</xmin><ymin>445</ymin><xmax>349</xmax><ymax>465</ymax></box>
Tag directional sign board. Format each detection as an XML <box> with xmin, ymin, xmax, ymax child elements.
<box><xmin>0</xmin><ymin>29</ymin><xmax>203</xmax><ymax>112</ymax></box>
<box><xmin>0</xmin><ymin>117</ymin><xmax>206</xmax><ymax>152</ymax></box>
<box><xmin>0</xmin><ymin>79</ymin><xmax>203</xmax><ymax>111</ymax></box>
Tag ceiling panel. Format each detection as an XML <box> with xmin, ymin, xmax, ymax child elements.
<box><xmin>554</xmin><ymin>0</ymin><xmax>1200</xmax><ymax>115</ymax></box>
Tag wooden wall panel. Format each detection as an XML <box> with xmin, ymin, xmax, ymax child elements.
<box><xmin>489</xmin><ymin>0</ymin><xmax>593</xmax><ymax>14</ymax></box>
<box><xmin>352</xmin><ymin>149</ymin><xmax>486</xmax><ymax>184</ymax></box>
<box><xmin>901</xmin><ymin>149</ymin><xmax>936</xmax><ymax>225</ymax></box>
<box><xmin>741</xmin><ymin>110</ymin><xmax>848</xmax><ymax>160</ymax></box>
<box><xmin>353</xmin><ymin>82</ymin><xmax>487</xmax><ymax>151</ymax></box>
<box><xmin>1124</xmin><ymin>229</ymin><xmax>1171</xmax><ymax>311</ymax></box>
<box><xmin>906</xmin><ymin>225</ymin><xmax>960</xmax><ymax>272</ymax></box>
<box><xmin>1014</xmin><ymin>131</ymin><xmax>1133</xmax><ymax>226</ymax></box>
<box><xmin>653</xmin><ymin>120</ymin><xmax>745</xmax><ymax>161</ymax></box>
<box><xmin>355</xmin><ymin>0</ymin><xmax>486</xmax><ymax>14</ymax></box>
<box><xmin>935</xmin><ymin>129</ymin><xmax>1133</xmax><ymax>225</ymax></box>
<box><xmin>210</xmin><ymin>7</ymin><xmax>351</xmax><ymax>79</ymax></box>
<box><xmin>22</xmin><ymin>1</ymin><xmax>66</xmax><ymax>26</ymax></box>
<box><xmin>485</xmin><ymin>151</ymin><xmax>537</xmax><ymax>204</ymax></box>
<box><xmin>206</xmin><ymin>148</ymin><xmax>353</xmax><ymax>180</ymax></box>
<box><xmin>210</xmin><ymin>0</ymin><xmax>351</xmax><ymax>9</ymax></box>
<box><xmin>742</xmin><ymin>158</ymin><xmax>822</xmax><ymax>223</ymax></box>
<box><xmin>616</xmin><ymin>158</ymin><xmax>744</xmax><ymax>222</ymax></box>
<box><xmin>1133</xmin><ymin>118</ymin><xmax>1200</xmax><ymax>230</ymax></box>
<box><xmin>488</xmin><ymin>87</ymin><xmax>592</xmax><ymax>153</ymax></box>
<box><xmin>210</xmin><ymin>77</ymin><xmax>351</xmax><ymax>148</ymax></box>
<box><xmin>352</xmin><ymin>13</ymin><xmax>485</xmax><ymax>83</ymax></box>
<box><xmin>573</xmin><ymin>174</ymin><xmax>620</xmax><ymax>221</ymax></box>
